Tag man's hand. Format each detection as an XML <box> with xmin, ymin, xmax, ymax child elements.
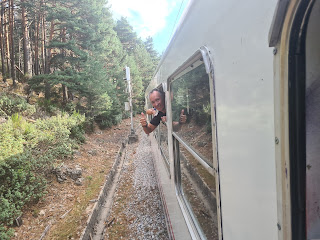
<box><xmin>179</xmin><ymin>109</ymin><xmax>187</xmax><ymax>124</ymax></box>
<box><xmin>140</xmin><ymin>112</ymin><xmax>147</xmax><ymax>127</ymax></box>
<box><xmin>146</xmin><ymin>108</ymin><xmax>156</xmax><ymax>115</ymax></box>
<box><xmin>140</xmin><ymin>112</ymin><xmax>156</xmax><ymax>134</ymax></box>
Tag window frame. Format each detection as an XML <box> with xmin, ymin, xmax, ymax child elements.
<box><xmin>150</xmin><ymin>83</ymin><xmax>171</xmax><ymax>177</ymax></box>
<box><xmin>168</xmin><ymin>46</ymin><xmax>222</xmax><ymax>240</ymax></box>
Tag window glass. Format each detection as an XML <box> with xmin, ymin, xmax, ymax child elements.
<box><xmin>180</xmin><ymin>144</ymin><xmax>219</xmax><ymax>239</ymax></box>
<box><xmin>171</xmin><ymin>62</ymin><xmax>213</xmax><ymax>167</ymax></box>
<box><xmin>159</xmin><ymin>123</ymin><xmax>170</xmax><ymax>169</ymax></box>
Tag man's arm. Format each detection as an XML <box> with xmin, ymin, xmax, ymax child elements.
<box><xmin>140</xmin><ymin>112</ymin><xmax>157</xmax><ymax>134</ymax></box>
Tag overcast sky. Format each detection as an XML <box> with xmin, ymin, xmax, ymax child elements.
<box><xmin>107</xmin><ymin>0</ymin><xmax>189</xmax><ymax>54</ymax></box>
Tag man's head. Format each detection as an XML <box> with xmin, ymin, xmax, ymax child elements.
<box><xmin>149</xmin><ymin>88</ymin><xmax>165</xmax><ymax>113</ymax></box>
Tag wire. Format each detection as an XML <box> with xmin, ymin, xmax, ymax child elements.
<box><xmin>167</xmin><ymin>0</ymin><xmax>186</xmax><ymax>47</ymax></box>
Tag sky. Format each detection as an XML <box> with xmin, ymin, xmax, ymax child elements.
<box><xmin>107</xmin><ymin>0</ymin><xmax>190</xmax><ymax>55</ymax></box>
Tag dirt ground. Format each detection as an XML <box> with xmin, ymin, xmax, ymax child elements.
<box><xmin>12</xmin><ymin>118</ymin><xmax>134</xmax><ymax>240</ymax></box>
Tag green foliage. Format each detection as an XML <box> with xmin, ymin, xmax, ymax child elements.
<box><xmin>0</xmin><ymin>224</ymin><xmax>14</xmax><ymax>240</ymax></box>
<box><xmin>26</xmin><ymin>0</ymin><xmax>159</xmax><ymax>130</ymax></box>
<box><xmin>0</xmin><ymin>153</ymin><xmax>47</xmax><ymax>223</ymax></box>
<box><xmin>36</xmin><ymin>98</ymin><xmax>60</xmax><ymax>115</ymax></box>
<box><xmin>70</xmin><ymin>111</ymin><xmax>86</xmax><ymax>143</ymax></box>
<box><xmin>0</xmin><ymin>93</ymin><xmax>36</xmax><ymax>117</ymax></box>
<box><xmin>0</xmin><ymin>118</ymin><xmax>25</xmax><ymax>163</ymax></box>
<box><xmin>0</xmin><ymin>0</ymin><xmax>161</xmax><ymax>237</ymax></box>
<box><xmin>0</xmin><ymin>112</ymin><xmax>85</xmax><ymax>235</ymax></box>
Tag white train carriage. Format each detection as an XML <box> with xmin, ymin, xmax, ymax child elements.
<box><xmin>144</xmin><ymin>0</ymin><xmax>320</xmax><ymax>239</ymax></box>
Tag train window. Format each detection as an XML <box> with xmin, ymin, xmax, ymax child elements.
<box><xmin>169</xmin><ymin>48</ymin><xmax>220</xmax><ymax>240</ymax></box>
<box><xmin>159</xmin><ymin>122</ymin><xmax>170</xmax><ymax>172</ymax></box>
<box><xmin>179</xmin><ymin>143</ymin><xmax>219</xmax><ymax>239</ymax></box>
<box><xmin>171</xmin><ymin>60</ymin><xmax>213</xmax><ymax>168</ymax></box>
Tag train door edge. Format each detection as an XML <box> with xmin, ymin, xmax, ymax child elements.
<box><xmin>272</xmin><ymin>0</ymin><xmax>320</xmax><ymax>239</ymax></box>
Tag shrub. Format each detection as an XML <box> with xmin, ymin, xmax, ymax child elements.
<box><xmin>0</xmin><ymin>118</ymin><xmax>25</xmax><ymax>163</ymax></box>
<box><xmin>0</xmin><ymin>93</ymin><xmax>35</xmax><ymax>117</ymax></box>
<box><xmin>0</xmin><ymin>224</ymin><xmax>14</xmax><ymax>240</ymax></box>
<box><xmin>0</xmin><ymin>153</ymin><xmax>47</xmax><ymax>224</ymax></box>
<box><xmin>0</xmin><ymin>112</ymin><xmax>85</xmax><ymax>236</ymax></box>
<box><xmin>36</xmin><ymin>98</ymin><xmax>60</xmax><ymax>115</ymax></box>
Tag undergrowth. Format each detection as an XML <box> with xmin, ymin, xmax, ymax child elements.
<box><xmin>0</xmin><ymin>93</ymin><xmax>35</xmax><ymax>117</ymax></box>
<box><xmin>0</xmin><ymin>109</ymin><xmax>85</xmax><ymax>238</ymax></box>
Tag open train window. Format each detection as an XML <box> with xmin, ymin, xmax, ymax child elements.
<box><xmin>159</xmin><ymin>122</ymin><xmax>170</xmax><ymax>173</ymax></box>
<box><xmin>288</xmin><ymin>1</ymin><xmax>320</xmax><ymax>239</ymax></box>
<box><xmin>169</xmin><ymin>47</ymin><xmax>221</xmax><ymax>240</ymax></box>
<box><xmin>148</xmin><ymin>83</ymin><xmax>170</xmax><ymax>175</ymax></box>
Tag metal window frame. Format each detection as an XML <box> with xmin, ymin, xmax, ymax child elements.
<box><xmin>146</xmin><ymin>83</ymin><xmax>170</xmax><ymax>177</ymax></box>
<box><xmin>173</xmin><ymin>132</ymin><xmax>215</xmax><ymax>176</ymax></box>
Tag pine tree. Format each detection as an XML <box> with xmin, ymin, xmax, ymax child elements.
<box><xmin>144</xmin><ymin>36</ymin><xmax>159</xmax><ymax>65</ymax></box>
<box><xmin>114</xmin><ymin>17</ymin><xmax>140</xmax><ymax>55</ymax></box>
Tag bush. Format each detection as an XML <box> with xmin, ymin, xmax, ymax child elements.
<box><xmin>0</xmin><ymin>117</ymin><xmax>25</xmax><ymax>163</ymax></box>
<box><xmin>36</xmin><ymin>98</ymin><xmax>60</xmax><ymax>115</ymax></box>
<box><xmin>0</xmin><ymin>112</ymin><xmax>85</xmax><ymax>236</ymax></box>
<box><xmin>0</xmin><ymin>93</ymin><xmax>36</xmax><ymax>117</ymax></box>
<box><xmin>0</xmin><ymin>153</ymin><xmax>47</xmax><ymax>223</ymax></box>
<box><xmin>95</xmin><ymin>110</ymin><xmax>122</xmax><ymax>129</ymax></box>
<box><xmin>0</xmin><ymin>224</ymin><xmax>14</xmax><ymax>240</ymax></box>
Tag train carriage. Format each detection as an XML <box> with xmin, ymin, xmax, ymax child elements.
<box><xmin>144</xmin><ymin>0</ymin><xmax>320</xmax><ymax>239</ymax></box>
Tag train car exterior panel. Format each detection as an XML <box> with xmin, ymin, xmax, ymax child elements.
<box><xmin>145</xmin><ymin>0</ymin><xmax>320</xmax><ymax>239</ymax></box>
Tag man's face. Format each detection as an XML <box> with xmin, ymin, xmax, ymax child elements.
<box><xmin>149</xmin><ymin>91</ymin><xmax>165</xmax><ymax>112</ymax></box>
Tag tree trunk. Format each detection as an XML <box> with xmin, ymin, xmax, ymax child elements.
<box><xmin>9</xmin><ymin>0</ymin><xmax>15</xmax><ymax>85</ymax></box>
<box><xmin>18</xmin><ymin>34</ymin><xmax>21</xmax><ymax>81</ymax></box>
<box><xmin>61</xmin><ymin>27</ymin><xmax>68</xmax><ymax>103</ymax></box>
<box><xmin>0</xmin><ymin>1</ymin><xmax>6</xmax><ymax>82</ymax></box>
<box><xmin>62</xmin><ymin>84</ymin><xmax>68</xmax><ymax>104</ymax></box>
<box><xmin>45</xmin><ymin>81</ymin><xmax>50</xmax><ymax>100</ymax></box>
<box><xmin>21</xmin><ymin>0</ymin><xmax>32</xmax><ymax>77</ymax></box>
<box><xmin>34</xmin><ymin>12</ymin><xmax>39</xmax><ymax>75</ymax></box>
<box><xmin>45</xmin><ymin>0</ymin><xmax>56</xmax><ymax>75</ymax></box>
<box><xmin>34</xmin><ymin>0</ymin><xmax>43</xmax><ymax>76</ymax></box>
<box><xmin>40</xmin><ymin>12</ymin><xmax>46</xmax><ymax>74</ymax></box>
<box><xmin>45</xmin><ymin>19</ymin><xmax>54</xmax><ymax>74</ymax></box>
<box><xmin>4</xmin><ymin>2</ymin><xmax>10</xmax><ymax>79</ymax></box>
<box><xmin>44</xmin><ymin>19</ymin><xmax>54</xmax><ymax>99</ymax></box>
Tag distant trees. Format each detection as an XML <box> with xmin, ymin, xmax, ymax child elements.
<box><xmin>114</xmin><ymin>17</ymin><xmax>160</xmax><ymax>113</ymax></box>
<box><xmin>0</xmin><ymin>0</ymin><xmax>159</xmax><ymax>125</ymax></box>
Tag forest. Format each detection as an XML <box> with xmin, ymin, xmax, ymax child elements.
<box><xmin>0</xmin><ymin>0</ymin><xmax>159</xmax><ymax>238</ymax></box>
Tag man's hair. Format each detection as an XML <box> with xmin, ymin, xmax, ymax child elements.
<box><xmin>149</xmin><ymin>88</ymin><xmax>165</xmax><ymax>98</ymax></box>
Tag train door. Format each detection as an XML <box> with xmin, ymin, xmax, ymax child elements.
<box><xmin>272</xmin><ymin>0</ymin><xmax>320</xmax><ymax>239</ymax></box>
<box><xmin>168</xmin><ymin>47</ymin><xmax>222</xmax><ymax>240</ymax></box>
<box><xmin>288</xmin><ymin>1</ymin><xmax>320</xmax><ymax>239</ymax></box>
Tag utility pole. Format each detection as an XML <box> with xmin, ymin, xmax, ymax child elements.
<box><xmin>125</xmin><ymin>66</ymin><xmax>138</xmax><ymax>143</ymax></box>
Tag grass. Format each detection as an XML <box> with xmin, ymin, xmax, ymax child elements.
<box><xmin>48</xmin><ymin>171</ymin><xmax>106</xmax><ymax>239</ymax></box>
<box><xmin>106</xmin><ymin>169</ymin><xmax>133</xmax><ymax>239</ymax></box>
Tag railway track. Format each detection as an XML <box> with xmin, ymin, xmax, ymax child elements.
<box><xmin>81</xmin><ymin>128</ymin><xmax>169</xmax><ymax>240</ymax></box>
